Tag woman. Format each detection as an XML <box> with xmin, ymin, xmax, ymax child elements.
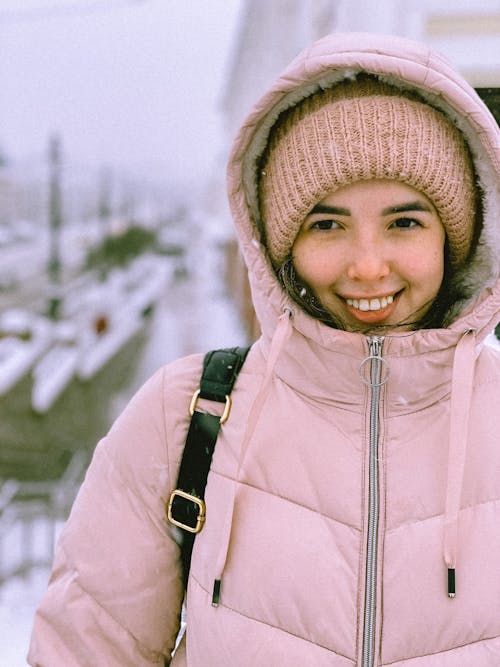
<box><xmin>29</xmin><ymin>32</ymin><xmax>500</xmax><ymax>666</ymax></box>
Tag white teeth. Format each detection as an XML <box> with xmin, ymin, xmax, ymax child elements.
<box><xmin>359</xmin><ymin>299</ymin><xmax>370</xmax><ymax>311</ymax></box>
<box><xmin>346</xmin><ymin>294</ymin><xmax>395</xmax><ymax>311</ymax></box>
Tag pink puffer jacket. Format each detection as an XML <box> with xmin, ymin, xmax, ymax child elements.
<box><xmin>29</xmin><ymin>33</ymin><xmax>500</xmax><ymax>666</ymax></box>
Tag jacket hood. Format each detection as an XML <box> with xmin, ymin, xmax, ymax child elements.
<box><xmin>226</xmin><ymin>32</ymin><xmax>500</xmax><ymax>344</ymax></box>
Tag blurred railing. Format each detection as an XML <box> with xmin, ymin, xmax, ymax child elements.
<box><xmin>0</xmin><ymin>450</ymin><xmax>87</xmax><ymax>589</ymax></box>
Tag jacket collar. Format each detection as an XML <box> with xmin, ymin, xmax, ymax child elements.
<box><xmin>256</xmin><ymin>280</ymin><xmax>500</xmax><ymax>415</ymax></box>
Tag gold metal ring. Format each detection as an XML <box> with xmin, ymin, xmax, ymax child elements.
<box><xmin>189</xmin><ymin>389</ymin><xmax>232</xmax><ymax>424</ymax></box>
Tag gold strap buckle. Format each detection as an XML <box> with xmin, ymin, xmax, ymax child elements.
<box><xmin>167</xmin><ymin>489</ymin><xmax>206</xmax><ymax>534</ymax></box>
<box><xmin>189</xmin><ymin>389</ymin><xmax>232</xmax><ymax>424</ymax></box>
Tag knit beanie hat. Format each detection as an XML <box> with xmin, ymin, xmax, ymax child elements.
<box><xmin>259</xmin><ymin>75</ymin><xmax>477</xmax><ymax>268</ymax></box>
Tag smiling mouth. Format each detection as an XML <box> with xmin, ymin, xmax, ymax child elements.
<box><xmin>345</xmin><ymin>294</ymin><xmax>397</xmax><ymax>312</ymax></box>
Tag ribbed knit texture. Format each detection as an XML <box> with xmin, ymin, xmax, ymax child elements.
<box><xmin>259</xmin><ymin>76</ymin><xmax>476</xmax><ymax>268</ymax></box>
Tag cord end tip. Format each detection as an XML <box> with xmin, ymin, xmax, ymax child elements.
<box><xmin>447</xmin><ymin>568</ymin><xmax>456</xmax><ymax>598</ymax></box>
<box><xmin>211</xmin><ymin>579</ymin><xmax>221</xmax><ymax>607</ymax></box>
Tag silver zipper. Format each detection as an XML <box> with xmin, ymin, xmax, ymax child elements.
<box><xmin>361</xmin><ymin>336</ymin><xmax>385</xmax><ymax>667</ymax></box>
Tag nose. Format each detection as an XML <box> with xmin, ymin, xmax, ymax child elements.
<box><xmin>346</xmin><ymin>239</ymin><xmax>391</xmax><ymax>282</ymax></box>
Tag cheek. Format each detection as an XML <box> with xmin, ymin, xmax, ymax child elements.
<box><xmin>404</xmin><ymin>243</ymin><xmax>444</xmax><ymax>293</ymax></box>
<box><xmin>293</xmin><ymin>247</ymin><xmax>340</xmax><ymax>289</ymax></box>
<box><xmin>429</xmin><ymin>237</ymin><xmax>445</xmax><ymax>272</ymax></box>
<box><xmin>293</xmin><ymin>234</ymin><xmax>343</xmax><ymax>274</ymax></box>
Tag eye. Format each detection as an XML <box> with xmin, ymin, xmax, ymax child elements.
<box><xmin>309</xmin><ymin>219</ymin><xmax>341</xmax><ymax>231</ymax></box>
<box><xmin>390</xmin><ymin>217</ymin><xmax>421</xmax><ymax>230</ymax></box>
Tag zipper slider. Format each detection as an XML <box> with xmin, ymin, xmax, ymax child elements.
<box><xmin>359</xmin><ymin>336</ymin><xmax>390</xmax><ymax>387</ymax></box>
<box><xmin>368</xmin><ymin>335</ymin><xmax>384</xmax><ymax>357</ymax></box>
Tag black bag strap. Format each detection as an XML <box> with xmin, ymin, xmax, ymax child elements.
<box><xmin>167</xmin><ymin>346</ymin><xmax>250</xmax><ymax>587</ymax></box>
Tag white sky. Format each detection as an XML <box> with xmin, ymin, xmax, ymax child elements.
<box><xmin>0</xmin><ymin>0</ymin><xmax>243</xmax><ymax>193</ymax></box>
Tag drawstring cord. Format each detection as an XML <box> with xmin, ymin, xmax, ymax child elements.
<box><xmin>209</xmin><ymin>320</ymin><xmax>476</xmax><ymax>603</ymax></box>
<box><xmin>211</xmin><ymin>309</ymin><xmax>293</xmax><ymax>605</ymax></box>
<box><xmin>443</xmin><ymin>329</ymin><xmax>476</xmax><ymax>598</ymax></box>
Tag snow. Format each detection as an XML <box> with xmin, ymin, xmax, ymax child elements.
<box><xmin>1</xmin><ymin>512</ymin><xmax>64</xmax><ymax>666</ymax></box>
<box><xmin>0</xmin><ymin>568</ymin><xmax>50</xmax><ymax>666</ymax></box>
<box><xmin>31</xmin><ymin>344</ymin><xmax>79</xmax><ymax>413</ymax></box>
<box><xmin>0</xmin><ymin>311</ymin><xmax>52</xmax><ymax>396</ymax></box>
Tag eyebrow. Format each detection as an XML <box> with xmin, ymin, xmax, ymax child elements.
<box><xmin>382</xmin><ymin>201</ymin><xmax>433</xmax><ymax>215</ymax></box>
<box><xmin>309</xmin><ymin>204</ymin><xmax>351</xmax><ymax>216</ymax></box>
<box><xmin>308</xmin><ymin>200</ymin><xmax>432</xmax><ymax>216</ymax></box>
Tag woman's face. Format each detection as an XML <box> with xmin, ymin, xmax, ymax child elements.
<box><xmin>292</xmin><ymin>180</ymin><xmax>446</xmax><ymax>332</ymax></box>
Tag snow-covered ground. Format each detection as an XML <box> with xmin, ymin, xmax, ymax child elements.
<box><xmin>1</xmin><ymin>567</ymin><xmax>51</xmax><ymax>666</ymax></box>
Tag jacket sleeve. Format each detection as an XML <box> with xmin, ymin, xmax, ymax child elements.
<box><xmin>28</xmin><ymin>356</ymin><xmax>203</xmax><ymax>667</ymax></box>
